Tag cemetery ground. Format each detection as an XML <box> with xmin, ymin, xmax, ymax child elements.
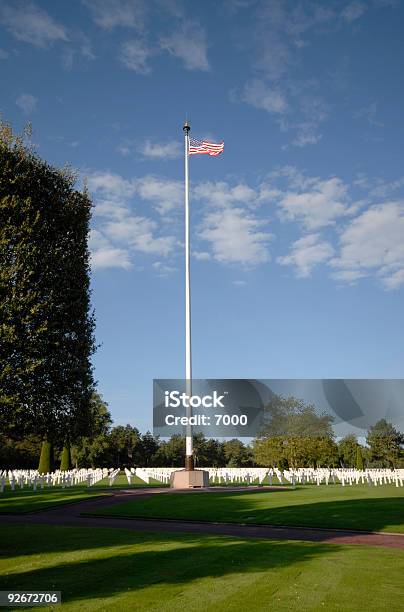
<box><xmin>0</xmin><ymin>474</ymin><xmax>163</xmax><ymax>514</ymax></box>
<box><xmin>1</xmin><ymin>522</ymin><xmax>404</xmax><ymax>612</ymax></box>
<box><xmin>89</xmin><ymin>482</ymin><xmax>404</xmax><ymax>534</ymax></box>
<box><xmin>1</xmin><ymin>476</ymin><xmax>403</xmax><ymax>610</ymax></box>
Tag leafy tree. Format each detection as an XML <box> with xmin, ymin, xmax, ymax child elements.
<box><xmin>109</xmin><ymin>425</ymin><xmax>141</xmax><ymax>467</ymax></box>
<box><xmin>202</xmin><ymin>438</ymin><xmax>225</xmax><ymax>467</ymax></box>
<box><xmin>139</xmin><ymin>431</ymin><xmax>160</xmax><ymax>466</ymax></box>
<box><xmin>223</xmin><ymin>439</ymin><xmax>251</xmax><ymax>467</ymax></box>
<box><xmin>192</xmin><ymin>433</ymin><xmax>208</xmax><ymax>467</ymax></box>
<box><xmin>158</xmin><ymin>435</ymin><xmax>185</xmax><ymax>467</ymax></box>
<box><xmin>253</xmin><ymin>437</ymin><xmax>285</xmax><ymax>467</ymax></box>
<box><xmin>315</xmin><ymin>437</ymin><xmax>339</xmax><ymax>467</ymax></box>
<box><xmin>261</xmin><ymin>395</ymin><xmax>334</xmax><ymax>438</ymax></box>
<box><xmin>366</xmin><ymin>419</ymin><xmax>403</xmax><ymax>468</ymax></box>
<box><xmin>0</xmin><ymin>433</ymin><xmax>42</xmax><ymax>469</ymax></box>
<box><xmin>60</xmin><ymin>446</ymin><xmax>72</xmax><ymax>471</ymax></box>
<box><xmin>338</xmin><ymin>434</ymin><xmax>360</xmax><ymax>467</ymax></box>
<box><xmin>38</xmin><ymin>440</ymin><xmax>53</xmax><ymax>474</ymax></box>
<box><xmin>356</xmin><ymin>446</ymin><xmax>364</xmax><ymax>470</ymax></box>
<box><xmin>0</xmin><ymin>121</ymin><xmax>95</xmax><ymax>448</ymax></box>
<box><xmin>71</xmin><ymin>393</ymin><xmax>112</xmax><ymax>468</ymax></box>
<box><xmin>254</xmin><ymin>395</ymin><xmax>336</xmax><ymax>467</ymax></box>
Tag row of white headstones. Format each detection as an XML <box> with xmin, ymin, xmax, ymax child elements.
<box><xmin>0</xmin><ymin>467</ymin><xmax>120</xmax><ymax>492</ymax></box>
<box><xmin>1</xmin><ymin>466</ymin><xmax>403</xmax><ymax>492</ymax></box>
<box><xmin>125</xmin><ymin>467</ymin><xmax>404</xmax><ymax>487</ymax></box>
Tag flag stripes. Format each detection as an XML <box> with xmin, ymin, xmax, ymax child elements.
<box><xmin>189</xmin><ymin>137</ymin><xmax>224</xmax><ymax>156</ymax></box>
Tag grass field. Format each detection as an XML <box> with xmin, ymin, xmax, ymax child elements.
<box><xmin>0</xmin><ymin>473</ymin><xmax>163</xmax><ymax>513</ymax></box>
<box><xmin>0</xmin><ymin>488</ymin><xmax>109</xmax><ymax>514</ymax></box>
<box><xmin>91</xmin><ymin>473</ymin><xmax>165</xmax><ymax>489</ymax></box>
<box><xmin>90</xmin><ymin>485</ymin><xmax>404</xmax><ymax>533</ymax></box>
<box><xmin>0</xmin><ymin>524</ymin><xmax>403</xmax><ymax>611</ymax></box>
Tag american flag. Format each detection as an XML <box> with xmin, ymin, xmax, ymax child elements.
<box><xmin>189</xmin><ymin>137</ymin><xmax>224</xmax><ymax>156</ymax></box>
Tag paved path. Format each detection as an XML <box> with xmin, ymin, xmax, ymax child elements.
<box><xmin>1</xmin><ymin>487</ymin><xmax>404</xmax><ymax>549</ymax></box>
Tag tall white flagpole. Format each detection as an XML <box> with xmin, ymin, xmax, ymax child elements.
<box><xmin>183</xmin><ymin>120</ymin><xmax>194</xmax><ymax>471</ymax></box>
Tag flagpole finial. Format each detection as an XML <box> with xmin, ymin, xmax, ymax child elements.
<box><xmin>183</xmin><ymin>121</ymin><xmax>190</xmax><ymax>133</ymax></box>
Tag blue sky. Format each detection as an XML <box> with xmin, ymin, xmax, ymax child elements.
<box><xmin>1</xmin><ymin>0</ymin><xmax>403</xmax><ymax>433</ymax></box>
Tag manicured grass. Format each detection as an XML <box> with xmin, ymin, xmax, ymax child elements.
<box><xmin>92</xmin><ymin>485</ymin><xmax>404</xmax><ymax>533</ymax></box>
<box><xmin>0</xmin><ymin>471</ymin><xmax>165</xmax><ymax>513</ymax></box>
<box><xmin>91</xmin><ymin>472</ymin><xmax>166</xmax><ymax>489</ymax></box>
<box><xmin>0</xmin><ymin>488</ymin><xmax>109</xmax><ymax>514</ymax></box>
<box><xmin>0</xmin><ymin>524</ymin><xmax>403</xmax><ymax>611</ymax></box>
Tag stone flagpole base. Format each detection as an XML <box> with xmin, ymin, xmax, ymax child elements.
<box><xmin>170</xmin><ymin>469</ymin><xmax>209</xmax><ymax>488</ymax></box>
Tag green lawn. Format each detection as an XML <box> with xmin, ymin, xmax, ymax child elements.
<box><xmin>91</xmin><ymin>472</ymin><xmax>166</xmax><ymax>489</ymax></box>
<box><xmin>0</xmin><ymin>488</ymin><xmax>109</xmax><ymax>514</ymax></box>
<box><xmin>0</xmin><ymin>524</ymin><xmax>403</xmax><ymax>611</ymax></box>
<box><xmin>0</xmin><ymin>471</ymin><xmax>165</xmax><ymax>513</ymax></box>
<box><xmin>90</xmin><ymin>485</ymin><xmax>404</xmax><ymax>533</ymax></box>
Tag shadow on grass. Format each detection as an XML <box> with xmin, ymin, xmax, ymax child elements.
<box><xmin>237</xmin><ymin>496</ymin><xmax>404</xmax><ymax>532</ymax></box>
<box><xmin>0</xmin><ymin>489</ymin><xmax>109</xmax><ymax>514</ymax></box>
<box><xmin>0</xmin><ymin>525</ymin><xmax>342</xmax><ymax>606</ymax></box>
<box><xmin>97</xmin><ymin>488</ymin><xmax>404</xmax><ymax>533</ymax></box>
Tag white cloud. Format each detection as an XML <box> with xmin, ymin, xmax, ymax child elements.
<box><xmin>120</xmin><ymin>39</ymin><xmax>151</xmax><ymax>74</ymax></box>
<box><xmin>193</xmin><ymin>180</ymin><xmax>272</xmax><ymax>266</ymax></box>
<box><xmin>369</xmin><ymin>177</ymin><xmax>404</xmax><ymax>199</ymax></box>
<box><xmin>330</xmin><ymin>201</ymin><xmax>404</xmax><ymax>289</ymax></box>
<box><xmin>0</xmin><ymin>2</ymin><xmax>68</xmax><ymax>47</ymax></box>
<box><xmin>242</xmin><ymin>79</ymin><xmax>288</xmax><ymax>114</ymax></box>
<box><xmin>138</xmin><ymin>139</ymin><xmax>181</xmax><ymax>160</ymax></box>
<box><xmin>353</xmin><ymin>173</ymin><xmax>404</xmax><ymax>199</ymax></box>
<box><xmin>83</xmin><ymin>0</ymin><xmax>145</xmax><ymax>30</ymax></box>
<box><xmin>160</xmin><ymin>22</ymin><xmax>209</xmax><ymax>71</ymax></box>
<box><xmin>93</xmin><ymin>199</ymin><xmax>128</xmax><ymax>220</ymax></box>
<box><xmin>289</xmin><ymin>124</ymin><xmax>323</xmax><ymax>147</ymax></box>
<box><xmin>192</xmin><ymin>251</ymin><xmax>211</xmax><ymax>261</ymax></box>
<box><xmin>87</xmin><ymin>171</ymin><xmax>136</xmax><ymax>200</ymax></box>
<box><xmin>267</xmin><ymin>168</ymin><xmax>404</xmax><ymax>288</ymax></box>
<box><xmin>78</xmin><ymin>32</ymin><xmax>96</xmax><ymax>60</ymax></box>
<box><xmin>383</xmin><ymin>269</ymin><xmax>404</xmax><ymax>290</ymax></box>
<box><xmin>60</xmin><ymin>33</ymin><xmax>96</xmax><ymax>70</ymax></box>
<box><xmin>0</xmin><ymin>48</ymin><xmax>9</xmax><ymax>59</ymax></box>
<box><xmin>233</xmin><ymin>3</ymin><xmax>355</xmax><ymax>148</ymax></box>
<box><xmin>87</xmin><ymin>170</ymin><xmax>178</xmax><ymax>270</ymax></box>
<box><xmin>16</xmin><ymin>93</ymin><xmax>37</xmax><ymax>114</ymax></box>
<box><xmin>268</xmin><ymin>165</ymin><xmax>315</xmax><ymax>190</ymax></box>
<box><xmin>331</xmin><ymin>269</ymin><xmax>365</xmax><ymax>283</ymax></box>
<box><xmin>89</xmin><ymin>229</ymin><xmax>132</xmax><ymax>270</ymax></box>
<box><xmin>88</xmin><ymin>171</ymin><xmax>182</xmax><ymax>216</ymax></box>
<box><xmin>199</xmin><ymin>207</ymin><xmax>271</xmax><ymax>266</ymax></box>
<box><xmin>276</xmin><ymin>176</ymin><xmax>353</xmax><ymax>229</ymax></box>
<box><xmin>277</xmin><ymin>233</ymin><xmax>334</xmax><ymax>277</ymax></box>
<box><xmin>341</xmin><ymin>1</ymin><xmax>367</xmax><ymax>23</ymax></box>
<box><xmin>232</xmin><ymin>279</ymin><xmax>246</xmax><ymax>286</ymax></box>
<box><xmin>253</xmin><ymin>2</ymin><xmax>336</xmax><ymax>80</ymax></box>
<box><xmin>238</xmin><ymin>80</ymin><xmax>327</xmax><ymax>148</ymax></box>
<box><xmin>152</xmin><ymin>261</ymin><xmax>177</xmax><ymax>275</ymax></box>
<box><xmin>104</xmin><ymin>217</ymin><xmax>175</xmax><ymax>256</ymax></box>
<box><xmin>135</xmin><ymin>175</ymin><xmax>182</xmax><ymax>215</ymax></box>
<box><xmin>256</xmin><ymin>35</ymin><xmax>292</xmax><ymax>81</ymax></box>
<box><xmin>268</xmin><ymin>86</ymin><xmax>329</xmax><ymax>149</ymax></box>
<box><xmin>193</xmin><ymin>181</ymin><xmax>262</xmax><ymax>209</ymax></box>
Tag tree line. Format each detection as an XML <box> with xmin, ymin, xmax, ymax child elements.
<box><xmin>1</xmin><ymin>393</ymin><xmax>402</xmax><ymax>470</ymax></box>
